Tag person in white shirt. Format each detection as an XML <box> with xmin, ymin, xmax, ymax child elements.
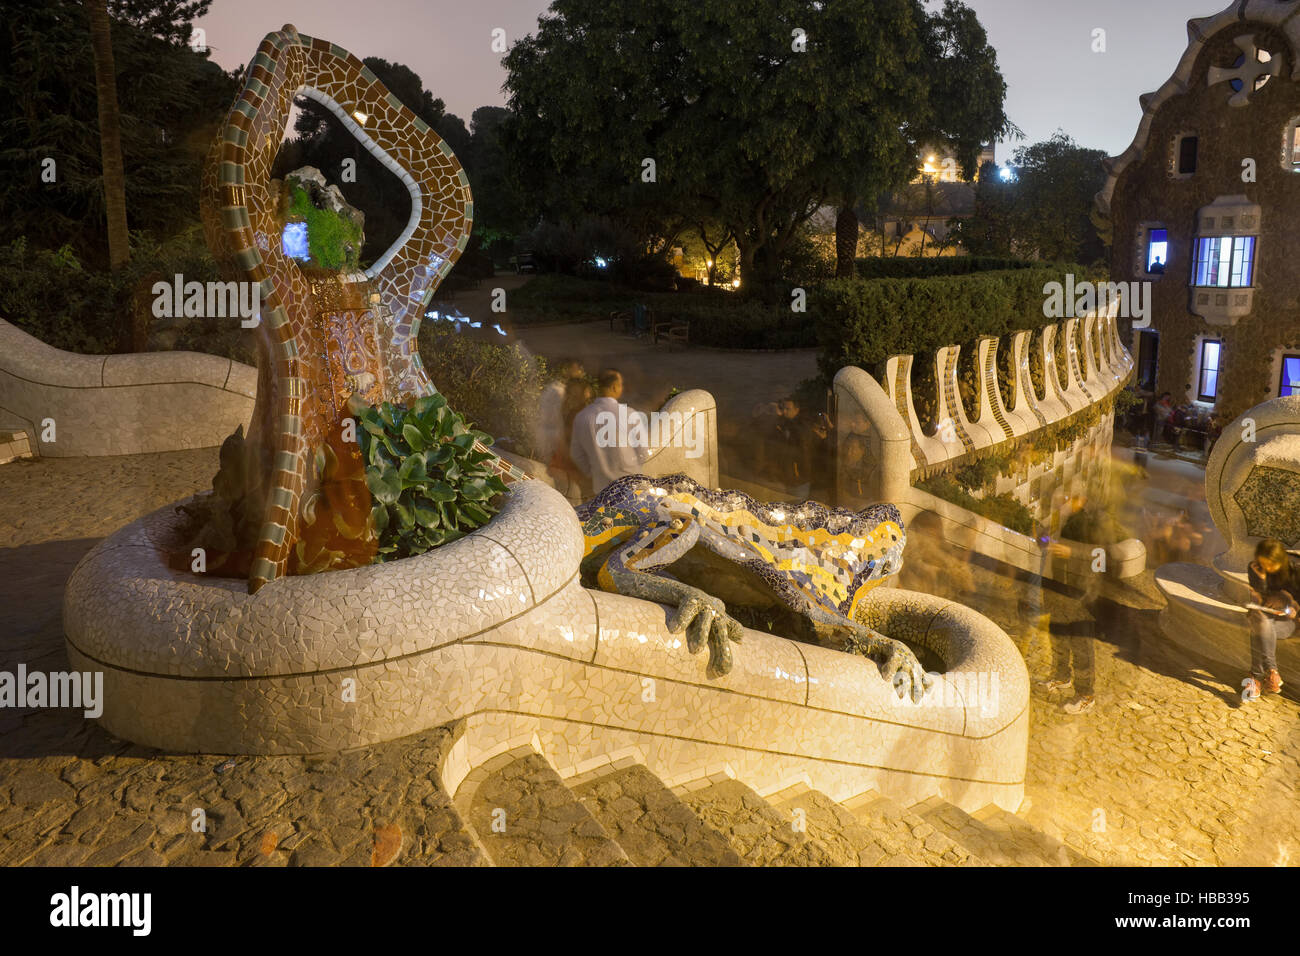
<box><xmin>534</xmin><ymin>358</ymin><xmax>583</xmax><ymax>463</ymax></box>
<box><xmin>570</xmin><ymin>369</ymin><xmax>652</xmax><ymax>494</ymax></box>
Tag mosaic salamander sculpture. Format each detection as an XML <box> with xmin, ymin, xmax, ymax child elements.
<box><xmin>577</xmin><ymin>474</ymin><xmax>932</xmax><ymax>702</ymax></box>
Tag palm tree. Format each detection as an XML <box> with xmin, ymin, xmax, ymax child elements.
<box><xmin>86</xmin><ymin>0</ymin><xmax>130</xmax><ymax>272</ymax></box>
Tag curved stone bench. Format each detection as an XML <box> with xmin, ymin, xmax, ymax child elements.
<box><xmin>1154</xmin><ymin>562</ymin><xmax>1300</xmax><ymax>676</ymax></box>
<box><xmin>64</xmin><ymin>480</ymin><xmax>1027</xmax><ymax>812</ymax></box>
<box><xmin>0</xmin><ymin>318</ymin><xmax>255</xmax><ymax>456</ymax></box>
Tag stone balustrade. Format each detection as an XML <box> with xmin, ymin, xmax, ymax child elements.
<box><xmin>836</xmin><ymin>304</ymin><xmax>1142</xmax><ymax>584</ymax></box>
<box><xmin>873</xmin><ymin>305</ymin><xmax>1132</xmax><ymax>477</ymax></box>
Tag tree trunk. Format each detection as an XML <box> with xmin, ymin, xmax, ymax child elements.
<box><xmin>835</xmin><ymin>204</ymin><xmax>858</xmax><ymax>278</ymax></box>
<box><xmin>87</xmin><ymin>0</ymin><xmax>131</xmax><ymax>278</ymax></box>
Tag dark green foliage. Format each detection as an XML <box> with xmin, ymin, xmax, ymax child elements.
<box><xmin>417</xmin><ymin>322</ymin><xmax>547</xmax><ymax>457</ymax></box>
<box><xmin>509</xmin><ymin>274</ymin><xmax>637</xmax><ymax>310</ymax></box>
<box><xmin>915</xmin><ymin>475</ymin><xmax>1035</xmax><ymax>535</ymax></box>
<box><xmin>0</xmin><ymin>0</ymin><xmax>237</xmax><ymax>270</ymax></box>
<box><xmin>951</xmin><ymin>133</ymin><xmax>1109</xmax><ymax>264</ymax></box>
<box><xmin>952</xmin><ymin>456</ymin><xmax>1002</xmax><ymax>494</ymax></box>
<box><xmin>852</xmin><ymin>257</ymin><xmax>1034</xmax><ymax>280</ymax></box>
<box><xmin>813</xmin><ymin>266</ymin><xmax>1101</xmax><ymax>379</ymax></box>
<box><xmin>0</xmin><ymin>231</ymin><xmax>248</xmax><ymax>359</ymax></box>
<box><xmin>353</xmin><ymin>394</ymin><xmax>509</xmax><ymax>561</ymax></box>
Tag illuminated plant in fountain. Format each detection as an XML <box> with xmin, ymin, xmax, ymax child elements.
<box><xmin>197</xmin><ymin>24</ymin><xmax>530</xmax><ymax>593</ymax></box>
<box><xmin>281</xmin><ymin>174</ymin><xmax>364</xmax><ymax>272</ymax></box>
<box><xmin>351</xmin><ymin>394</ymin><xmax>508</xmax><ymax>560</ymax></box>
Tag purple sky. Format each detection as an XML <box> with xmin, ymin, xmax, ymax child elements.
<box><xmin>197</xmin><ymin>0</ymin><xmax>1208</xmax><ymax>157</ymax></box>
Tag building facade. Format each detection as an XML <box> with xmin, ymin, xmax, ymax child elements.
<box><xmin>1098</xmin><ymin>0</ymin><xmax>1300</xmax><ymax>422</ymax></box>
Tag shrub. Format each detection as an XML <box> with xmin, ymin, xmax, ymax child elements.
<box><xmin>852</xmin><ymin>256</ymin><xmax>1035</xmax><ymax>281</ymax></box>
<box><xmin>353</xmin><ymin>394</ymin><xmax>509</xmax><ymax>561</ymax></box>
<box><xmin>0</xmin><ymin>232</ymin><xmax>246</xmax><ymax>359</ymax></box>
<box><xmin>0</xmin><ymin>239</ymin><xmax>117</xmax><ymax>353</ymax></box>
<box><xmin>813</xmin><ymin>265</ymin><xmax>1103</xmax><ymax>380</ymax></box>
<box><xmin>417</xmin><ymin>321</ymin><xmax>547</xmax><ymax>457</ymax></box>
<box><xmin>916</xmin><ymin>474</ymin><xmax>1036</xmax><ymax>536</ymax></box>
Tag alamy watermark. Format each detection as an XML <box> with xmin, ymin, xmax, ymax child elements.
<box><xmin>152</xmin><ymin>274</ymin><xmax>261</xmax><ymax>328</ymax></box>
<box><xmin>50</xmin><ymin>886</ymin><xmax>150</xmax><ymax>936</ymax></box>
<box><xmin>595</xmin><ymin>406</ymin><xmax>704</xmax><ymax>459</ymax></box>
<box><xmin>0</xmin><ymin>664</ymin><xmax>102</xmax><ymax>718</ymax></box>
<box><xmin>1042</xmin><ymin>275</ymin><xmax>1151</xmax><ymax>329</ymax></box>
<box><xmin>892</xmin><ymin>669</ymin><xmax>1000</xmax><ymax>718</ymax></box>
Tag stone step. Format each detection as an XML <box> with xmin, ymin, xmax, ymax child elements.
<box><xmin>842</xmin><ymin>790</ymin><xmax>989</xmax><ymax>866</ymax></box>
<box><xmin>1016</xmin><ymin>800</ymin><xmax>1129</xmax><ymax>867</ymax></box>
<box><xmin>911</xmin><ymin>795</ymin><xmax>1044</xmax><ymax>866</ymax></box>
<box><xmin>677</xmin><ymin>778</ymin><xmax>839</xmax><ymax>866</ymax></box>
<box><xmin>968</xmin><ymin>803</ymin><xmax>1100</xmax><ymax>867</ymax></box>
<box><xmin>771</xmin><ymin>786</ymin><xmax>973</xmax><ymax>866</ymax></box>
<box><xmin>572</xmin><ymin>765</ymin><xmax>743</xmax><ymax>867</ymax></box>
<box><xmin>464</xmin><ymin>753</ymin><xmax>630</xmax><ymax>867</ymax></box>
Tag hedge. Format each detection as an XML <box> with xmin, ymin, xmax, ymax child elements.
<box><xmin>851</xmin><ymin>256</ymin><xmax>1036</xmax><ymax>281</ymax></box>
<box><xmin>915</xmin><ymin>475</ymin><xmax>1037</xmax><ymax>536</ymax></box>
<box><xmin>813</xmin><ymin>265</ymin><xmax>1103</xmax><ymax>381</ymax></box>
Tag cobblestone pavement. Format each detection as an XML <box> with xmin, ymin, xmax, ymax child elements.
<box><xmin>1</xmin><ymin>450</ymin><xmax>1297</xmax><ymax>865</ymax></box>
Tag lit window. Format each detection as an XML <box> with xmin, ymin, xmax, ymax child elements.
<box><xmin>1282</xmin><ymin>354</ymin><xmax>1300</xmax><ymax>397</ymax></box>
<box><xmin>1146</xmin><ymin>228</ymin><xmax>1168</xmax><ymax>273</ymax></box>
<box><xmin>1192</xmin><ymin>236</ymin><xmax>1255</xmax><ymax>288</ymax></box>
<box><xmin>1198</xmin><ymin>340</ymin><xmax>1223</xmax><ymax>402</ymax></box>
<box><xmin>1177</xmin><ymin>135</ymin><xmax>1198</xmax><ymax>175</ymax></box>
<box><xmin>1290</xmin><ymin>124</ymin><xmax>1300</xmax><ymax>167</ymax></box>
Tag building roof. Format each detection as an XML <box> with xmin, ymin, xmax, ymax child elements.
<box><xmin>876</xmin><ymin>180</ymin><xmax>977</xmax><ymax>220</ymax></box>
<box><xmin>1096</xmin><ymin>0</ymin><xmax>1300</xmax><ymax>216</ymax></box>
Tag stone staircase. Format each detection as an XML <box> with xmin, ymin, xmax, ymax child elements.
<box><xmin>452</xmin><ymin>752</ymin><xmax>1103</xmax><ymax>867</ymax></box>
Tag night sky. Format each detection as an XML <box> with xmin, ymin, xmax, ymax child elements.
<box><xmin>197</xmin><ymin>0</ymin><xmax>1208</xmax><ymax>157</ymax></box>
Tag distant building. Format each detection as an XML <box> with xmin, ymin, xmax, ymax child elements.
<box><xmin>1098</xmin><ymin>1</ymin><xmax>1300</xmax><ymax>421</ymax></box>
<box><xmin>811</xmin><ymin>144</ymin><xmax>996</xmax><ymax>259</ymax></box>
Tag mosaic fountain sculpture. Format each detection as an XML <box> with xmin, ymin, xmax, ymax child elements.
<box><xmin>198</xmin><ymin>23</ymin><xmax>524</xmax><ymax>592</ymax></box>
<box><xmin>61</xmin><ymin>26</ymin><xmax>1026</xmax><ymax>815</ymax></box>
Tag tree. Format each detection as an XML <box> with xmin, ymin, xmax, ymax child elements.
<box><xmin>504</xmin><ymin>0</ymin><xmax>1012</xmax><ymax>292</ymax></box>
<box><xmin>86</xmin><ymin>0</ymin><xmax>132</xmax><ymax>272</ymax></box>
<box><xmin>953</xmin><ymin>133</ymin><xmax>1107</xmax><ymax>263</ymax></box>
<box><xmin>465</xmin><ymin>106</ymin><xmax>528</xmax><ymax>246</ymax></box>
<box><xmin>1</xmin><ymin>0</ymin><xmax>233</xmax><ymax>267</ymax></box>
<box><xmin>831</xmin><ymin>0</ymin><xmax>1017</xmax><ymax>277</ymax></box>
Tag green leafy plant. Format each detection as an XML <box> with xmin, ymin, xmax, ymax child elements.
<box><xmin>351</xmin><ymin>394</ymin><xmax>509</xmax><ymax>561</ymax></box>
<box><xmin>285</xmin><ymin>184</ymin><xmax>364</xmax><ymax>272</ymax></box>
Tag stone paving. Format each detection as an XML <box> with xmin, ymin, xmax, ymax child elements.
<box><xmin>1</xmin><ymin>449</ymin><xmax>1297</xmax><ymax>865</ymax></box>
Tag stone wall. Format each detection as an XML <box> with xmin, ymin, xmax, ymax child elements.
<box><xmin>0</xmin><ymin>318</ymin><xmax>256</xmax><ymax>457</ymax></box>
